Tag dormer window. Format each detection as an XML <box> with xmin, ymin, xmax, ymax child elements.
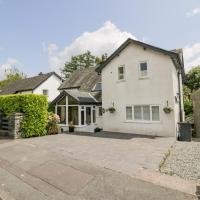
<box><xmin>118</xmin><ymin>65</ymin><xmax>125</xmax><ymax>80</ymax></box>
<box><xmin>92</xmin><ymin>82</ymin><xmax>102</xmax><ymax>91</ymax></box>
<box><xmin>43</xmin><ymin>89</ymin><xmax>49</xmax><ymax>96</ymax></box>
<box><xmin>139</xmin><ymin>62</ymin><xmax>148</xmax><ymax>78</ymax></box>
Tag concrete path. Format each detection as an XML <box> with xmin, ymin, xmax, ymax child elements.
<box><xmin>0</xmin><ymin>134</ymin><xmax>196</xmax><ymax>200</ymax></box>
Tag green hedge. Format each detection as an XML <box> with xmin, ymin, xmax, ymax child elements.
<box><xmin>0</xmin><ymin>94</ymin><xmax>48</xmax><ymax>138</ymax></box>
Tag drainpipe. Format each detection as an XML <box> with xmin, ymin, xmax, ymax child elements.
<box><xmin>178</xmin><ymin>70</ymin><xmax>183</xmax><ymax>122</ymax></box>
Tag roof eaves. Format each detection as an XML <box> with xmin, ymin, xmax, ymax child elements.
<box><xmin>58</xmin><ymin>86</ymin><xmax>80</xmax><ymax>90</ymax></box>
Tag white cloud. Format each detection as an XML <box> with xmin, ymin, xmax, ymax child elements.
<box><xmin>47</xmin><ymin>21</ymin><xmax>136</xmax><ymax>72</ymax></box>
<box><xmin>0</xmin><ymin>58</ymin><xmax>22</xmax><ymax>80</ymax></box>
<box><xmin>186</xmin><ymin>7</ymin><xmax>200</xmax><ymax>17</ymax></box>
<box><xmin>184</xmin><ymin>43</ymin><xmax>200</xmax><ymax>71</ymax></box>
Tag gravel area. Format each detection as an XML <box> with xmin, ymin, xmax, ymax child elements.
<box><xmin>160</xmin><ymin>140</ymin><xmax>200</xmax><ymax>183</ymax></box>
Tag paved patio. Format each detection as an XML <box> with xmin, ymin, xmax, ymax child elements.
<box><xmin>0</xmin><ymin>133</ymin><xmax>195</xmax><ymax>200</ymax></box>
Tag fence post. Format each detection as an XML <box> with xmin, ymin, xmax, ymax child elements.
<box><xmin>9</xmin><ymin>113</ymin><xmax>23</xmax><ymax>139</ymax></box>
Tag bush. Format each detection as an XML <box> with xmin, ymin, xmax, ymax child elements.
<box><xmin>0</xmin><ymin>94</ymin><xmax>48</xmax><ymax>138</ymax></box>
<box><xmin>47</xmin><ymin>112</ymin><xmax>60</xmax><ymax>135</ymax></box>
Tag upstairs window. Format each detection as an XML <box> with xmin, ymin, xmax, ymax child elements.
<box><xmin>43</xmin><ymin>89</ymin><xmax>49</xmax><ymax>96</ymax></box>
<box><xmin>118</xmin><ymin>65</ymin><xmax>125</xmax><ymax>80</ymax></box>
<box><xmin>139</xmin><ymin>62</ymin><xmax>148</xmax><ymax>78</ymax></box>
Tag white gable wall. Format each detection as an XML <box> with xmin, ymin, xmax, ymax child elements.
<box><xmin>33</xmin><ymin>74</ymin><xmax>62</xmax><ymax>102</ymax></box>
<box><xmin>101</xmin><ymin>43</ymin><xmax>182</xmax><ymax>137</ymax></box>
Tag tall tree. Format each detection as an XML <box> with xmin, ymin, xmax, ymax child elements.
<box><xmin>183</xmin><ymin>65</ymin><xmax>200</xmax><ymax>117</ymax></box>
<box><xmin>185</xmin><ymin>65</ymin><xmax>200</xmax><ymax>91</ymax></box>
<box><xmin>61</xmin><ymin>51</ymin><xmax>107</xmax><ymax>78</ymax></box>
<box><xmin>0</xmin><ymin>67</ymin><xmax>26</xmax><ymax>88</ymax></box>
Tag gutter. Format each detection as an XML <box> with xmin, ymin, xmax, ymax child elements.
<box><xmin>178</xmin><ymin>70</ymin><xmax>183</xmax><ymax>122</ymax></box>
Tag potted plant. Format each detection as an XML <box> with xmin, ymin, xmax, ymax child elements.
<box><xmin>47</xmin><ymin>112</ymin><xmax>60</xmax><ymax>135</ymax></box>
<box><xmin>69</xmin><ymin>121</ymin><xmax>74</xmax><ymax>132</ymax></box>
<box><xmin>163</xmin><ymin>101</ymin><xmax>173</xmax><ymax>114</ymax></box>
<box><xmin>106</xmin><ymin>102</ymin><xmax>116</xmax><ymax>113</ymax></box>
<box><xmin>108</xmin><ymin>107</ymin><xmax>116</xmax><ymax>113</ymax></box>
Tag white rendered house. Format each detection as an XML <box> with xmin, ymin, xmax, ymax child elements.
<box><xmin>0</xmin><ymin>72</ymin><xmax>63</xmax><ymax>102</ymax></box>
<box><xmin>96</xmin><ymin>38</ymin><xmax>185</xmax><ymax>137</ymax></box>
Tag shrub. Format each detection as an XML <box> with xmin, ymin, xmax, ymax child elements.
<box><xmin>0</xmin><ymin>94</ymin><xmax>48</xmax><ymax>138</ymax></box>
<box><xmin>47</xmin><ymin>112</ymin><xmax>60</xmax><ymax>135</ymax></box>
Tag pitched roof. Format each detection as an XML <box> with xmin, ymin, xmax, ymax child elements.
<box><xmin>51</xmin><ymin>90</ymin><xmax>100</xmax><ymax>105</ymax></box>
<box><xmin>95</xmin><ymin>38</ymin><xmax>185</xmax><ymax>79</ymax></box>
<box><xmin>0</xmin><ymin>72</ymin><xmax>62</xmax><ymax>95</ymax></box>
<box><xmin>59</xmin><ymin>67</ymin><xmax>101</xmax><ymax>92</ymax></box>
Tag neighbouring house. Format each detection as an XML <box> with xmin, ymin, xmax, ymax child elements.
<box><xmin>0</xmin><ymin>72</ymin><xmax>63</xmax><ymax>102</ymax></box>
<box><xmin>51</xmin><ymin>68</ymin><xmax>102</xmax><ymax>132</ymax></box>
<box><xmin>192</xmin><ymin>89</ymin><xmax>200</xmax><ymax>137</ymax></box>
<box><xmin>95</xmin><ymin>38</ymin><xmax>185</xmax><ymax>137</ymax></box>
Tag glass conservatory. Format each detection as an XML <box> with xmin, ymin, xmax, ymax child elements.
<box><xmin>53</xmin><ymin>90</ymin><xmax>102</xmax><ymax>132</ymax></box>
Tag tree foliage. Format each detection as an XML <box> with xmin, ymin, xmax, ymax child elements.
<box><xmin>183</xmin><ymin>65</ymin><xmax>200</xmax><ymax>117</ymax></box>
<box><xmin>0</xmin><ymin>67</ymin><xmax>26</xmax><ymax>88</ymax></box>
<box><xmin>183</xmin><ymin>85</ymin><xmax>193</xmax><ymax>116</ymax></box>
<box><xmin>185</xmin><ymin>66</ymin><xmax>200</xmax><ymax>91</ymax></box>
<box><xmin>0</xmin><ymin>94</ymin><xmax>48</xmax><ymax>138</ymax></box>
<box><xmin>61</xmin><ymin>51</ymin><xmax>107</xmax><ymax>78</ymax></box>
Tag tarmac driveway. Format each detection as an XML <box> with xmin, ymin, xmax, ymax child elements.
<box><xmin>0</xmin><ymin>133</ymin><xmax>194</xmax><ymax>200</ymax></box>
<box><xmin>18</xmin><ymin>132</ymin><xmax>175</xmax><ymax>176</ymax></box>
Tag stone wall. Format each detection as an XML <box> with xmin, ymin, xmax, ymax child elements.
<box><xmin>0</xmin><ymin>113</ymin><xmax>23</xmax><ymax>139</ymax></box>
<box><xmin>192</xmin><ymin>90</ymin><xmax>200</xmax><ymax>137</ymax></box>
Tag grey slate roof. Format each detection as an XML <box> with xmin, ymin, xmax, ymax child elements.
<box><xmin>51</xmin><ymin>90</ymin><xmax>99</xmax><ymax>105</ymax></box>
<box><xmin>59</xmin><ymin>67</ymin><xmax>101</xmax><ymax>92</ymax></box>
<box><xmin>0</xmin><ymin>72</ymin><xmax>62</xmax><ymax>95</ymax></box>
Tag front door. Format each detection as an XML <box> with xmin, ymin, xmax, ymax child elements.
<box><xmin>86</xmin><ymin>107</ymin><xmax>91</xmax><ymax>125</ymax></box>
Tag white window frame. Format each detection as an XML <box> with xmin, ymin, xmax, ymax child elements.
<box><xmin>138</xmin><ymin>61</ymin><xmax>148</xmax><ymax>79</ymax></box>
<box><xmin>125</xmin><ymin>105</ymin><xmax>133</xmax><ymax>121</ymax></box>
<box><xmin>118</xmin><ymin>65</ymin><xmax>125</xmax><ymax>81</ymax></box>
<box><xmin>125</xmin><ymin>104</ymin><xmax>160</xmax><ymax>123</ymax></box>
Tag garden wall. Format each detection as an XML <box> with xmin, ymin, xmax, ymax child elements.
<box><xmin>0</xmin><ymin>113</ymin><xmax>23</xmax><ymax>138</ymax></box>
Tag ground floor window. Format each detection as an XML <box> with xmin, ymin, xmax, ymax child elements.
<box><xmin>93</xmin><ymin>106</ymin><xmax>96</xmax><ymax>123</ymax></box>
<box><xmin>125</xmin><ymin>105</ymin><xmax>160</xmax><ymax>122</ymax></box>
<box><xmin>86</xmin><ymin>107</ymin><xmax>91</xmax><ymax>124</ymax></box>
<box><xmin>98</xmin><ymin>106</ymin><xmax>102</xmax><ymax>116</ymax></box>
<box><xmin>56</xmin><ymin>104</ymin><xmax>99</xmax><ymax>126</ymax></box>
<box><xmin>68</xmin><ymin>106</ymin><xmax>79</xmax><ymax>125</ymax></box>
<box><xmin>57</xmin><ymin>106</ymin><xmax>66</xmax><ymax>124</ymax></box>
<box><xmin>81</xmin><ymin>109</ymin><xmax>85</xmax><ymax>125</ymax></box>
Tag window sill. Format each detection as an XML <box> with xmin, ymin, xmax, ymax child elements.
<box><xmin>124</xmin><ymin>120</ymin><xmax>160</xmax><ymax>124</ymax></box>
<box><xmin>59</xmin><ymin>124</ymin><xmax>96</xmax><ymax>127</ymax></box>
<box><xmin>116</xmin><ymin>79</ymin><xmax>126</xmax><ymax>83</ymax></box>
<box><xmin>139</xmin><ymin>77</ymin><xmax>149</xmax><ymax>80</ymax></box>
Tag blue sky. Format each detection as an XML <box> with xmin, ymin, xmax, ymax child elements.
<box><xmin>0</xmin><ymin>0</ymin><xmax>200</xmax><ymax>79</ymax></box>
